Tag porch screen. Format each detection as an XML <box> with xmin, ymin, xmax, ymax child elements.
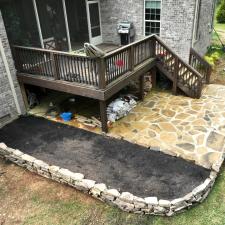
<box><xmin>145</xmin><ymin>0</ymin><xmax>161</xmax><ymax>36</ymax></box>
<box><xmin>36</xmin><ymin>0</ymin><xmax>68</xmax><ymax>51</ymax></box>
<box><xmin>0</xmin><ymin>0</ymin><xmax>41</xmax><ymax>47</ymax></box>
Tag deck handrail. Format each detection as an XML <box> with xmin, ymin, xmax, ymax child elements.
<box><xmin>103</xmin><ymin>35</ymin><xmax>155</xmax><ymax>57</ymax></box>
<box><xmin>13</xmin><ymin>35</ymin><xmax>211</xmax><ymax>98</ymax></box>
<box><xmin>13</xmin><ymin>45</ymin><xmax>92</xmax><ymax>59</ymax></box>
<box><xmin>153</xmin><ymin>35</ymin><xmax>204</xmax><ymax>80</ymax></box>
<box><xmin>189</xmin><ymin>47</ymin><xmax>212</xmax><ymax>84</ymax></box>
<box><xmin>153</xmin><ymin>35</ymin><xmax>204</xmax><ymax>98</ymax></box>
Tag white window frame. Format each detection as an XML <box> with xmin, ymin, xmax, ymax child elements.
<box><xmin>144</xmin><ymin>0</ymin><xmax>162</xmax><ymax>36</ymax></box>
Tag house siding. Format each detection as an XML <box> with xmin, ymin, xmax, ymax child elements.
<box><xmin>192</xmin><ymin>0</ymin><xmax>215</xmax><ymax>56</ymax></box>
<box><xmin>100</xmin><ymin>0</ymin><xmax>145</xmax><ymax>44</ymax></box>
<box><xmin>100</xmin><ymin>0</ymin><xmax>196</xmax><ymax>61</ymax></box>
<box><xmin>0</xmin><ymin>12</ymin><xmax>25</xmax><ymax>127</ymax></box>
<box><xmin>160</xmin><ymin>0</ymin><xmax>196</xmax><ymax>61</ymax></box>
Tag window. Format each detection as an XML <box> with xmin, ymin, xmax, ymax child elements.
<box><xmin>193</xmin><ymin>0</ymin><xmax>201</xmax><ymax>41</ymax></box>
<box><xmin>145</xmin><ymin>0</ymin><xmax>161</xmax><ymax>36</ymax></box>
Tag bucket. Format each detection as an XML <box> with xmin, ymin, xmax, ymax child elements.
<box><xmin>60</xmin><ymin>112</ymin><xmax>72</xmax><ymax>122</ymax></box>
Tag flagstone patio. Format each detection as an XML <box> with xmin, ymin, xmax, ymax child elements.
<box><xmin>109</xmin><ymin>84</ymin><xmax>225</xmax><ymax>169</ymax></box>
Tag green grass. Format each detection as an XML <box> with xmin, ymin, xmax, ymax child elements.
<box><xmin>16</xmin><ymin>165</ymin><xmax>225</xmax><ymax>225</ymax></box>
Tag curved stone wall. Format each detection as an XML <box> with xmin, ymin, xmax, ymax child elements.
<box><xmin>0</xmin><ymin>142</ymin><xmax>223</xmax><ymax>216</ymax></box>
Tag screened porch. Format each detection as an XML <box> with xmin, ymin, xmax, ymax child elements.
<box><xmin>0</xmin><ymin>0</ymin><xmax>104</xmax><ymax>52</ymax></box>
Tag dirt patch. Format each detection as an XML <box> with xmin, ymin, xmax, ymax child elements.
<box><xmin>0</xmin><ymin>116</ymin><xmax>210</xmax><ymax>199</ymax></box>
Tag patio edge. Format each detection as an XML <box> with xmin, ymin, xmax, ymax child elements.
<box><xmin>0</xmin><ymin>142</ymin><xmax>223</xmax><ymax>216</ymax></box>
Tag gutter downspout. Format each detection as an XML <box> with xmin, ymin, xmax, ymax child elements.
<box><xmin>0</xmin><ymin>38</ymin><xmax>22</xmax><ymax>115</ymax></box>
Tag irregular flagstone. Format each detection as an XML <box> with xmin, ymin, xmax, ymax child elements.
<box><xmin>207</xmin><ymin>131</ymin><xmax>225</xmax><ymax>152</ymax></box>
<box><xmin>158</xmin><ymin>123</ymin><xmax>176</xmax><ymax>132</ymax></box>
<box><xmin>176</xmin><ymin>143</ymin><xmax>195</xmax><ymax>152</ymax></box>
<box><xmin>161</xmin><ymin>109</ymin><xmax>176</xmax><ymax>117</ymax></box>
<box><xmin>110</xmin><ymin>85</ymin><xmax>225</xmax><ymax>169</ymax></box>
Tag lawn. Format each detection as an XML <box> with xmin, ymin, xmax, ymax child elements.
<box><xmin>0</xmin><ymin>158</ymin><xmax>225</xmax><ymax>225</ymax></box>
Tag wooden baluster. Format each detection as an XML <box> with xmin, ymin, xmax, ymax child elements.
<box><xmin>149</xmin><ymin>38</ymin><xmax>156</xmax><ymax>58</ymax></box>
<box><xmin>97</xmin><ymin>57</ymin><xmax>106</xmax><ymax>89</ymax></box>
<box><xmin>128</xmin><ymin>45</ymin><xmax>134</xmax><ymax>71</ymax></box>
<box><xmin>50</xmin><ymin>52</ymin><xmax>59</xmax><ymax>80</ymax></box>
<box><xmin>172</xmin><ymin>57</ymin><xmax>179</xmax><ymax>95</ymax></box>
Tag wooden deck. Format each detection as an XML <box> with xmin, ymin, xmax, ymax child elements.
<box><xmin>13</xmin><ymin>35</ymin><xmax>212</xmax><ymax>132</ymax></box>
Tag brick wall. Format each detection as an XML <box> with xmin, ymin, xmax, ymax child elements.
<box><xmin>100</xmin><ymin>0</ymin><xmax>145</xmax><ymax>44</ymax></box>
<box><xmin>192</xmin><ymin>0</ymin><xmax>215</xmax><ymax>56</ymax></box>
<box><xmin>160</xmin><ymin>0</ymin><xmax>196</xmax><ymax>61</ymax></box>
<box><xmin>100</xmin><ymin>0</ymin><xmax>213</xmax><ymax>61</ymax></box>
<box><xmin>0</xmin><ymin>12</ymin><xmax>25</xmax><ymax>126</ymax></box>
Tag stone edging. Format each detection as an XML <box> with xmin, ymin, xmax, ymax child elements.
<box><xmin>0</xmin><ymin>142</ymin><xmax>223</xmax><ymax>216</ymax></box>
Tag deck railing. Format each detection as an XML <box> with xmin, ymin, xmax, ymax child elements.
<box><xmin>13</xmin><ymin>46</ymin><xmax>100</xmax><ymax>87</ymax></box>
<box><xmin>13</xmin><ymin>36</ymin><xmax>156</xmax><ymax>89</ymax></box>
<box><xmin>13</xmin><ymin>35</ymin><xmax>211</xmax><ymax>98</ymax></box>
<box><xmin>189</xmin><ymin>48</ymin><xmax>212</xmax><ymax>84</ymax></box>
<box><xmin>154</xmin><ymin>36</ymin><xmax>204</xmax><ymax>98</ymax></box>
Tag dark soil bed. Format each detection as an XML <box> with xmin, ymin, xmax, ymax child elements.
<box><xmin>0</xmin><ymin>116</ymin><xmax>210</xmax><ymax>199</ymax></box>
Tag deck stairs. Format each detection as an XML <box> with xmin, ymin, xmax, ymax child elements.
<box><xmin>153</xmin><ymin>36</ymin><xmax>212</xmax><ymax>98</ymax></box>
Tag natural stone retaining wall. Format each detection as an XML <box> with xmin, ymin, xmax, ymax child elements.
<box><xmin>0</xmin><ymin>142</ymin><xmax>223</xmax><ymax>216</ymax></box>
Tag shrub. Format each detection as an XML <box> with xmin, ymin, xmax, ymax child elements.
<box><xmin>217</xmin><ymin>0</ymin><xmax>225</xmax><ymax>23</ymax></box>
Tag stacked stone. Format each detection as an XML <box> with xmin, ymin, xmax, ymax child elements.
<box><xmin>0</xmin><ymin>142</ymin><xmax>221</xmax><ymax>216</ymax></box>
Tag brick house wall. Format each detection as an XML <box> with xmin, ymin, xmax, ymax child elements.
<box><xmin>192</xmin><ymin>0</ymin><xmax>215</xmax><ymax>56</ymax></box>
<box><xmin>0</xmin><ymin>12</ymin><xmax>25</xmax><ymax>127</ymax></box>
<box><xmin>160</xmin><ymin>0</ymin><xmax>196</xmax><ymax>61</ymax></box>
<box><xmin>100</xmin><ymin>0</ymin><xmax>145</xmax><ymax>44</ymax></box>
<box><xmin>100</xmin><ymin>0</ymin><xmax>214</xmax><ymax>61</ymax></box>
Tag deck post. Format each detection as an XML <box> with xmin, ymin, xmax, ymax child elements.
<box><xmin>151</xmin><ymin>67</ymin><xmax>157</xmax><ymax>88</ymax></box>
<box><xmin>172</xmin><ymin>57</ymin><xmax>179</xmax><ymax>95</ymax></box>
<box><xmin>98</xmin><ymin>57</ymin><xmax>106</xmax><ymax>89</ymax></box>
<box><xmin>50</xmin><ymin>52</ymin><xmax>59</xmax><ymax>80</ymax></box>
<box><xmin>99</xmin><ymin>100</ymin><xmax>108</xmax><ymax>133</ymax></box>
<box><xmin>139</xmin><ymin>75</ymin><xmax>145</xmax><ymax>101</ymax></box>
<box><xmin>128</xmin><ymin>45</ymin><xmax>134</xmax><ymax>71</ymax></box>
<box><xmin>19</xmin><ymin>81</ymin><xmax>29</xmax><ymax>110</ymax></box>
<box><xmin>149</xmin><ymin>38</ymin><xmax>156</xmax><ymax>57</ymax></box>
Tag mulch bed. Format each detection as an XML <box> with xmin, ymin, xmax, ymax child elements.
<box><xmin>0</xmin><ymin>116</ymin><xmax>210</xmax><ymax>199</ymax></box>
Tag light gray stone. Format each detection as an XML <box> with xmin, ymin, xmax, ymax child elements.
<box><xmin>114</xmin><ymin>198</ymin><xmax>135</xmax><ymax>212</ymax></box>
<box><xmin>210</xmin><ymin>171</ymin><xmax>217</xmax><ymax>181</ymax></box>
<box><xmin>12</xmin><ymin>149</ymin><xmax>23</xmax><ymax>157</ymax></box>
<box><xmin>58</xmin><ymin>169</ymin><xmax>74</xmax><ymax>182</ymax></box>
<box><xmin>70</xmin><ymin>173</ymin><xmax>85</xmax><ymax>182</ymax></box>
<box><xmin>102</xmin><ymin>189</ymin><xmax>120</xmax><ymax>201</ymax></box>
<box><xmin>133</xmin><ymin>196</ymin><xmax>146</xmax><ymax>209</ymax></box>
<box><xmin>145</xmin><ymin>197</ymin><xmax>158</xmax><ymax>206</ymax></box>
<box><xmin>141</xmin><ymin>207</ymin><xmax>153</xmax><ymax>214</ymax></box>
<box><xmin>119</xmin><ymin>192</ymin><xmax>134</xmax><ymax>203</ymax></box>
<box><xmin>90</xmin><ymin>183</ymin><xmax>107</xmax><ymax>197</ymax></box>
<box><xmin>154</xmin><ymin>206</ymin><xmax>167</xmax><ymax>214</ymax></box>
<box><xmin>159</xmin><ymin>200</ymin><xmax>171</xmax><ymax>208</ymax></box>
<box><xmin>74</xmin><ymin>179</ymin><xmax>96</xmax><ymax>192</ymax></box>
<box><xmin>0</xmin><ymin>143</ymin><xmax>7</xmax><ymax>150</ymax></box>
<box><xmin>171</xmin><ymin>198</ymin><xmax>187</xmax><ymax>208</ymax></box>
<box><xmin>21</xmin><ymin>154</ymin><xmax>36</xmax><ymax>164</ymax></box>
<box><xmin>192</xmin><ymin>183</ymin><xmax>207</xmax><ymax>196</ymax></box>
<box><xmin>183</xmin><ymin>192</ymin><xmax>195</xmax><ymax>202</ymax></box>
<box><xmin>33</xmin><ymin>159</ymin><xmax>49</xmax><ymax>171</ymax></box>
<box><xmin>49</xmin><ymin>165</ymin><xmax>60</xmax><ymax>174</ymax></box>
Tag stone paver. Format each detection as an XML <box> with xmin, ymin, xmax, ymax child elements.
<box><xmin>110</xmin><ymin>84</ymin><xmax>225</xmax><ymax>169</ymax></box>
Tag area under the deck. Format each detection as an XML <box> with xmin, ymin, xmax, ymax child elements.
<box><xmin>0</xmin><ymin>116</ymin><xmax>210</xmax><ymax>199</ymax></box>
